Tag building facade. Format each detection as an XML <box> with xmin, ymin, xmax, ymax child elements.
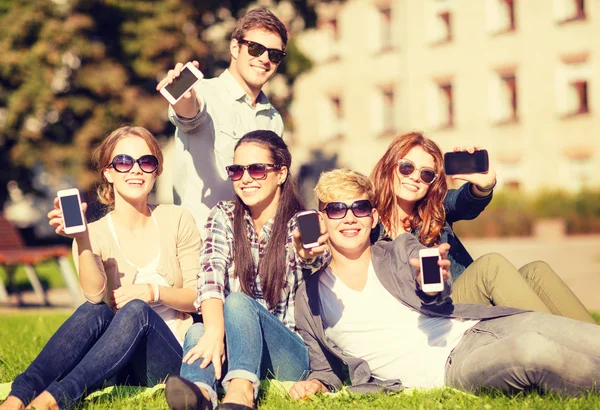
<box><xmin>290</xmin><ymin>0</ymin><xmax>599</xmax><ymax>192</ymax></box>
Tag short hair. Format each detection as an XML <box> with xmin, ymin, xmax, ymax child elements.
<box><xmin>314</xmin><ymin>168</ymin><xmax>375</xmax><ymax>208</ymax></box>
<box><xmin>231</xmin><ymin>8</ymin><xmax>288</xmax><ymax>48</ymax></box>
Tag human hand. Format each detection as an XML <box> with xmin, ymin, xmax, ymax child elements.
<box><xmin>449</xmin><ymin>146</ymin><xmax>497</xmax><ymax>194</ymax></box>
<box><xmin>292</xmin><ymin>215</ymin><xmax>329</xmax><ymax>260</ymax></box>
<box><xmin>289</xmin><ymin>379</ymin><xmax>327</xmax><ymax>400</ymax></box>
<box><xmin>410</xmin><ymin>243</ymin><xmax>451</xmax><ymax>295</ymax></box>
<box><xmin>112</xmin><ymin>284</ymin><xmax>153</xmax><ymax>309</ymax></box>
<box><xmin>182</xmin><ymin>329</ymin><xmax>226</xmax><ymax>379</ymax></box>
<box><xmin>156</xmin><ymin>61</ymin><xmax>201</xmax><ymax>113</ymax></box>
<box><xmin>47</xmin><ymin>197</ymin><xmax>88</xmax><ymax>239</ymax></box>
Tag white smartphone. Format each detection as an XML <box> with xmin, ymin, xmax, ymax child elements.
<box><xmin>159</xmin><ymin>62</ymin><xmax>204</xmax><ymax>105</ymax></box>
<box><xmin>419</xmin><ymin>248</ymin><xmax>444</xmax><ymax>293</ymax></box>
<box><xmin>297</xmin><ymin>210</ymin><xmax>321</xmax><ymax>249</ymax></box>
<box><xmin>57</xmin><ymin>188</ymin><xmax>86</xmax><ymax>235</ymax></box>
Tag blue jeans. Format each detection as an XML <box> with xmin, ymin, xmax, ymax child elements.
<box><xmin>181</xmin><ymin>292</ymin><xmax>309</xmax><ymax>408</ymax></box>
<box><xmin>9</xmin><ymin>300</ymin><xmax>182</xmax><ymax>409</ymax></box>
<box><xmin>446</xmin><ymin>311</ymin><xmax>600</xmax><ymax>395</ymax></box>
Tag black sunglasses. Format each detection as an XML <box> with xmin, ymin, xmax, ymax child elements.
<box><xmin>225</xmin><ymin>163</ymin><xmax>281</xmax><ymax>181</ymax></box>
<box><xmin>398</xmin><ymin>159</ymin><xmax>438</xmax><ymax>184</ymax></box>
<box><xmin>110</xmin><ymin>154</ymin><xmax>159</xmax><ymax>174</ymax></box>
<box><xmin>321</xmin><ymin>200</ymin><xmax>373</xmax><ymax>220</ymax></box>
<box><xmin>237</xmin><ymin>39</ymin><xmax>286</xmax><ymax>64</ymax></box>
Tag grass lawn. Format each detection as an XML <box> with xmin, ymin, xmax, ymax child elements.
<box><xmin>1</xmin><ymin>312</ymin><xmax>599</xmax><ymax>409</ymax></box>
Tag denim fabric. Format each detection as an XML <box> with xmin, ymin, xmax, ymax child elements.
<box><xmin>222</xmin><ymin>292</ymin><xmax>310</xmax><ymax>398</ymax></box>
<box><xmin>11</xmin><ymin>300</ymin><xmax>183</xmax><ymax>409</ymax></box>
<box><xmin>180</xmin><ymin>323</ymin><xmax>222</xmax><ymax>408</ymax></box>
<box><xmin>446</xmin><ymin>311</ymin><xmax>600</xmax><ymax>395</ymax></box>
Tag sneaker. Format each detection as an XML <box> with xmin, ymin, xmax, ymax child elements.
<box><xmin>165</xmin><ymin>375</ymin><xmax>212</xmax><ymax>410</ymax></box>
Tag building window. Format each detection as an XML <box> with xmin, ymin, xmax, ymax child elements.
<box><xmin>427</xmin><ymin>81</ymin><xmax>454</xmax><ymax>129</ymax></box>
<box><xmin>318</xmin><ymin>94</ymin><xmax>344</xmax><ymax>139</ymax></box>
<box><xmin>486</xmin><ymin>0</ymin><xmax>516</xmax><ymax>33</ymax></box>
<box><xmin>318</xmin><ymin>17</ymin><xmax>340</xmax><ymax>61</ymax></box>
<box><xmin>489</xmin><ymin>71</ymin><xmax>518</xmax><ymax>124</ymax></box>
<box><xmin>370</xmin><ymin>86</ymin><xmax>397</xmax><ymax>136</ymax></box>
<box><xmin>556</xmin><ymin>57</ymin><xmax>590</xmax><ymax>117</ymax></box>
<box><xmin>554</xmin><ymin>0</ymin><xmax>586</xmax><ymax>23</ymax></box>
<box><xmin>496</xmin><ymin>158</ymin><xmax>522</xmax><ymax>191</ymax></box>
<box><xmin>565</xmin><ymin>152</ymin><xmax>592</xmax><ymax>192</ymax></box>
<box><xmin>427</xmin><ymin>1</ymin><xmax>453</xmax><ymax>45</ymax></box>
<box><xmin>379</xmin><ymin>8</ymin><xmax>393</xmax><ymax>51</ymax></box>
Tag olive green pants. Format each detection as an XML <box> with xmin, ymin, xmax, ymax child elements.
<box><xmin>452</xmin><ymin>253</ymin><xmax>596</xmax><ymax>324</ymax></box>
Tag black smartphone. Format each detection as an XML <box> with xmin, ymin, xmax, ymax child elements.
<box><xmin>444</xmin><ymin>150</ymin><xmax>489</xmax><ymax>175</ymax></box>
<box><xmin>297</xmin><ymin>210</ymin><xmax>321</xmax><ymax>249</ymax></box>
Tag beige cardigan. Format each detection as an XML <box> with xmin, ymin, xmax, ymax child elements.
<box><xmin>73</xmin><ymin>204</ymin><xmax>201</xmax><ymax>341</ymax></box>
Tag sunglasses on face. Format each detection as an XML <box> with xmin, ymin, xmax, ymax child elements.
<box><xmin>398</xmin><ymin>159</ymin><xmax>438</xmax><ymax>185</ymax></box>
<box><xmin>321</xmin><ymin>199</ymin><xmax>373</xmax><ymax>220</ymax></box>
<box><xmin>109</xmin><ymin>154</ymin><xmax>159</xmax><ymax>173</ymax></box>
<box><xmin>237</xmin><ymin>39</ymin><xmax>286</xmax><ymax>64</ymax></box>
<box><xmin>225</xmin><ymin>163</ymin><xmax>281</xmax><ymax>181</ymax></box>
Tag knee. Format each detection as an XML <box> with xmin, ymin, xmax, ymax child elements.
<box><xmin>509</xmin><ymin>332</ymin><xmax>561</xmax><ymax>370</ymax></box>
<box><xmin>184</xmin><ymin>323</ymin><xmax>206</xmax><ymax>348</ymax></box>
<box><xmin>116</xmin><ymin>299</ymin><xmax>152</xmax><ymax>318</ymax></box>
<box><xmin>520</xmin><ymin>261</ymin><xmax>554</xmax><ymax>280</ymax></box>
<box><xmin>224</xmin><ymin>292</ymin><xmax>254</xmax><ymax>312</ymax></box>
<box><xmin>75</xmin><ymin>301</ymin><xmax>114</xmax><ymax>323</ymax></box>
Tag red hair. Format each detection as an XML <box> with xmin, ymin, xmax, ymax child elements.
<box><xmin>371</xmin><ymin>132</ymin><xmax>448</xmax><ymax>245</ymax></box>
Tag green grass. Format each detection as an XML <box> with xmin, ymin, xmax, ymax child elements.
<box><xmin>1</xmin><ymin>312</ymin><xmax>599</xmax><ymax>409</ymax></box>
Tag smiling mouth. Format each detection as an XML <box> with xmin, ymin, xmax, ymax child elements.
<box><xmin>340</xmin><ymin>229</ymin><xmax>360</xmax><ymax>236</ymax></box>
<box><xmin>126</xmin><ymin>179</ymin><xmax>144</xmax><ymax>186</ymax></box>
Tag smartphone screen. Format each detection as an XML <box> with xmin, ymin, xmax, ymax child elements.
<box><xmin>421</xmin><ymin>256</ymin><xmax>442</xmax><ymax>284</ymax></box>
<box><xmin>163</xmin><ymin>66</ymin><xmax>200</xmax><ymax>101</ymax></box>
<box><xmin>444</xmin><ymin>150</ymin><xmax>489</xmax><ymax>175</ymax></box>
<box><xmin>60</xmin><ymin>195</ymin><xmax>83</xmax><ymax>228</ymax></box>
<box><xmin>297</xmin><ymin>212</ymin><xmax>321</xmax><ymax>246</ymax></box>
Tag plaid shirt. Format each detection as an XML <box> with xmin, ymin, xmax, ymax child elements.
<box><xmin>195</xmin><ymin>201</ymin><xmax>322</xmax><ymax>332</ymax></box>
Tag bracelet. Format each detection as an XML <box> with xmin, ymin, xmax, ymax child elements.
<box><xmin>475</xmin><ymin>179</ymin><xmax>497</xmax><ymax>194</ymax></box>
<box><xmin>147</xmin><ymin>284</ymin><xmax>155</xmax><ymax>303</ymax></box>
<box><xmin>152</xmin><ymin>284</ymin><xmax>160</xmax><ymax>303</ymax></box>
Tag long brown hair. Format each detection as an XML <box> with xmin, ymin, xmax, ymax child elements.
<box><xmin>93</xmin><ymin>125</ymin><xmax>163</xmax><ymax>211</ymax></box>
<box><xmin>232</xmin><ymin>130</ymin><xmax>303</xmax><ymax>309</ymax></box>
<box><xmin>371</xmin><ymin>132</ymin><xmax>447</xmax><ymax>246</ymax></box>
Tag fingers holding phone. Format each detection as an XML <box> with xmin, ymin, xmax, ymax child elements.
<box><xmin>293</xmin><ymin>210</ymin><xmax>329</xmax><ymax>260</ymax></box>
<box><xmin>49</xmin><ymin>190</ymin><xmax>88</xmax><ymax>238</ymax></box>
<box><xmin>157</xmin><ymin>61</ymin><xmax>203</xmax><ymax>117</ymax></box>
<box><xmin>444</xmin><ymin>148</ymin><xmax>497</xmax><ymax>193</ymax></box>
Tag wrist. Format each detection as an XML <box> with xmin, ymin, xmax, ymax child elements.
<box><xmin>475</xmin><ymin>179</ymin><xmax>497</xmax><ymax>194</ymax></box>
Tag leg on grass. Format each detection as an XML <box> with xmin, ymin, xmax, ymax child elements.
<box><xmin>446</xmin><ymin>312</ymin><xmax>600</xmax><ymax>395</ymax></box>
<box><xmin>220</xmin><ymin>292</ymin><xmax>309</xmax><ymax>407</ymax></box>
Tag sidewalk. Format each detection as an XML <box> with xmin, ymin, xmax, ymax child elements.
<box><xmin>462</xmin><ymin>234</ymin><xmax>600</xmax><ymax>313</ymax></box>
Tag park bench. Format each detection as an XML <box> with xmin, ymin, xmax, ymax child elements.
<box><xmin>0</xmin><ymin>214</ymin><xmax>82</xmax><ymax>306</ymax></box>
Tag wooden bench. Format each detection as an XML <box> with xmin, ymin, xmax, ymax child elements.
<box><xmin>0</xmin><ymin>214</ymin><xmax>83</xmax><ymax>306</ymax></box>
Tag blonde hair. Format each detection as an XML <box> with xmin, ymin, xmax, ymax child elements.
<box><xmin>314</xmin><ymin>168</ymin><xmax>374</xmax><ymax>208</ymax></box>
<box><xmin>94</xmin><ymin>125</ymin><xmax>163</xmax><ymax>210</ymax></box>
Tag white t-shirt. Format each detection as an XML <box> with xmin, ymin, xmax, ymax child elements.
<box><xmin>319</xmin><ymin>263</ymin><xmax>478</xmax><ymax>388</ymax></box>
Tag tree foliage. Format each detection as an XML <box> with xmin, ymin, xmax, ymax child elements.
<box><xmin>0</xmin><ymin>0</ymin><xmax>315</xmax><ymax>205</ymax></box>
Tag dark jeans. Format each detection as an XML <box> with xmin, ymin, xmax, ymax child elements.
<box><xmin>446</xmin><ymin>311</ymin><xmax>600</xmax><ymax>395</ymax></box>
<box><xmin>9</xmin><ymin>300</ymin><xmax>182</xmax><ymax>409</ymax></box>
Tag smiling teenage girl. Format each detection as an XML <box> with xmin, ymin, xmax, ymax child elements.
<box><xmin>0</xmin><ymin>126</ymin><xmax>201</xmax><ymax>410</ymax></box>
<box><xmin>165</xmin><ymin>130</ymin><xmax>327</xmax><ymax>410</ymax></box>
<box><xmin>370</xmin><ymin>132</ymin><xmax>595</xmax><ymax>323</ymax></box>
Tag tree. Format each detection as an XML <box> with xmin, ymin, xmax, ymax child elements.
<box><xmin>0</xmin><ymin>0</ymin><xmax>315</xmax><ymax>208</ymax></box>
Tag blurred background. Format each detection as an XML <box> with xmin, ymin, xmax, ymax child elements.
<box><xmin>1</xmin><ymin>0</ymin><xmax>599</xmax><ymax>309</ymax></box>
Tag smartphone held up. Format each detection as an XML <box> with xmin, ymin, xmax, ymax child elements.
<box><xmin>57</xmin><ymin>188</ymin><xmax>86</xmax><ymax>234</ymax></box>
<box><xmin>419</xmin><ymin>248</ymin><xmax>444</xmax><ymax>293</ymax></box>
<box><xmin>297</xmin><ymin>210</ymin><xmax>321</xmax><ymax>249</ymax></box>
<box><xmin>159</xmin><ymin>62</ymin><xmax>204</xmax><ymax>105</ymax></box>
<box><xmin>444</xmin><ymin>150</ymin><xmax>489</xmax><ymax>175</ymax></box>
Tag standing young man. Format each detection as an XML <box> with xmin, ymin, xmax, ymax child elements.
<box><xmin>290</xmin><ymin>169</ymin><xmax>600</xmax><ymax>399</ymax></box>
<box><xmin>157</xmin><ymin>8</ymin><xmax>287</xmax><ymax>235</ymax></box>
